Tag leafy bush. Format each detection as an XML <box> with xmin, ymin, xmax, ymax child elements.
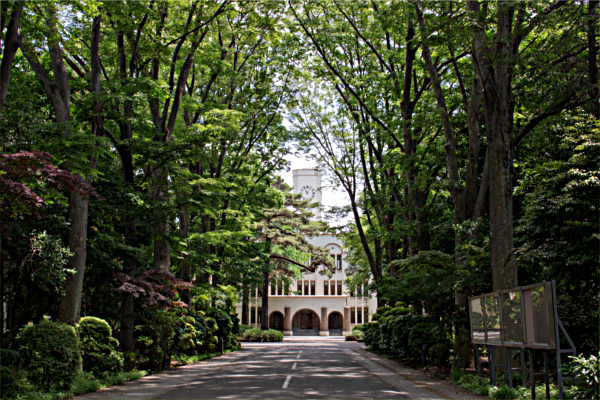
<box><xmin>408</xmin><ymin>322</ymin><xmax>438</xmax><ymax>358</ymax></box>
<box><xmin>131</xmin><ymin>310</ymin><xmax>178</xmax><ymax>372</ymax></box>
<box><xmin>489</xmin><ymin>385</ymin><xmax>518</xmax><ymax>399</ymax></box>
<box><xmin>176</xmin><ymin>316</ymin><xmax>201</xmax><ymax>354</ymax></box>
<box><xmin>352</xmin><ymin>324</ymin><xmax>364</xmax><ymax>332</ymax></box>
<box><xmin>18</xmin><ymin>320</ymin><xmax>81</xmax><ymax>390</ymax></box>
<box><xmin>365</xmin><ymin>311</ymin><xmax>429</xmax><ymax>358</ymax></box>
<box><xmin>206</xmin><ymin>307</ymin><xmax>233</xmax><ymax>342</ymax></box>
<box><xmin>353</xmin><ymin>330</ymin><xmax>364</xmax><ymax>341</ymax></box>
<box><xmin>363</xmin><ymin>322</ymin><xmax>379</xmax><ymax>350</ymax></box>
<box><xmin>244</xmin><ymin>328</ymin><xmax>283</xmax><ymax>342</ymax></box>
<box><xmin>345</xmin><ymin>334</ymin><xmax>356</xmax><ymax>341</ymax></box>
<box><xmin>428</xmin><ymin>342</ymin><xmax>451</xmax><ymax>367</ymax></box>
<box><xmin>450</xmin><ymin>368</ymin><xmax>491</xmax><ymax>397</ymax></box>
<box><xmin>364</xmin><ymin>305</ymin><xmax>455</xmax><ymax>366</ymax></box>
<box><xmin>78</xmin><ymin>317</ymin><xmax>123</xmax><ymax>376</ymax></box>
<box><xmin>125</xmin><ymin>306</ymin><xmax>240</xmax><ymax>372</ymax></box>
<box><xmin>1</xmin><ymin>349</ymin><xmax>22</xmax><ymax>397</ymax></box>
<box><xmin>199</xmin><ymin>317</ymin><xmax>219</xmax><ymax>353</ymax></box>
<box><xmin>564</xmin><ymin>352</ymin><xmax>599</xmax><ymax>399</ymax></box>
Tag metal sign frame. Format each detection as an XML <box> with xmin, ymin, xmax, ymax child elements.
<box><xmin>468</xmin><ymin>280</ymin><xmax>577</xmax><ymax>400</ymax></box>
<box><xmin>469</xmin><ymin>281</ymin><xmax>557</xmax><ymax>349</ymax></box>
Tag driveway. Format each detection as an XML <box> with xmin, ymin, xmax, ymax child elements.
<box><xmin>76</xmin><ymin>338</ymin><xmax>481</xmax><ymax>399</ymax></box>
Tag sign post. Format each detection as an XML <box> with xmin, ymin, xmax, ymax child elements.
<box><xmin>468</xmin><ymin>280</ymin><xmax>577</xmax><ymax>399</ymax></box>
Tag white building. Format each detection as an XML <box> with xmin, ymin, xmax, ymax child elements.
<box><xmin>235</xmin><ymin>169</ymin><xmax>377</xmax><ymax>336</ymax></box>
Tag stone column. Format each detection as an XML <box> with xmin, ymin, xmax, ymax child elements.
<box><xmin>255</xmin><ymin>288</ymin><xmax>259</xmax><ymax>328</ymax></box>
<box><xmin>354</xmin><ymin>296</ymin><xmax>358</xmax><ymax>326</ymax></box>
<box><xmin>343</xmin><ymin>306</ymin><xmax>351</xmax><ymax>335</ymax></box>
<box><xmin>283</xmin><ymin>306</ymin><xmax>292</xmax><ymax>336</ymax></box>
<box><xmin>361</xmin><ymin>298</ymin><xmax>365</xmax><ymax>324</ymax></box>
<box><xmin>319</xmin><ymin>307</ymin><xmax>329</xmax><ymax>336</ymax></box>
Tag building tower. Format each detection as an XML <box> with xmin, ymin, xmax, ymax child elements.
<box><xmin>292</xmin><ymin>169</ymin><xmax>322</xmax><ymax>219</ymax></box>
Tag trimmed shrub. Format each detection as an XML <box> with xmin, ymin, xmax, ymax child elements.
<box><xmin>265</xmin><ymin>329</ymin><xmax>284</xmax><ymax>342</ymax></box>
<box><xmin>244</xmin><ymin>328</ymin><xmax>263</xmax><ymax>342</ymax></box>
<box><xmin>352</xmin><ymin>324</ymin><xmax>364</xmax><ymax>332</ymax></box>
<box><xmin>78</xmin><ymin>316</ymin><xmax>123</xmax><ymax>376</ymax></box>
<box><xmin>18</xmin><ymin>320</ymin><xmax>81</xmax><ymax>390</ymax></box>
<box><xmin>199</xmin><ymin>317</ymin><xmax>219</xmax><ymax>353</ymax></box>
<box><xmin>345</xmin><ymin>334</ymin><xmax>356</xmax><ymax>341</ymax></box>
<box><xmin>238</xmin><ymin>324</ymin><xmax>254</xmax><ymax>336</ymax></box>
<box><xmin>177</xmin><ymin>316</ymin><xmax>201</xmax><ymax>354</ymax></box>
<box><xmin>206</xmin><ymin>308</ymin><xmax>233</xmax><ymax>342</ymax></box>
<box><xmin>244</xmin><ymin>328</ymin><xmax>283</xmax><ymax>342</ymax></box>
<box><xmin>363</xmin><ymin>322</ymin><xmax>379</xmax><ymax>350</ymax></box>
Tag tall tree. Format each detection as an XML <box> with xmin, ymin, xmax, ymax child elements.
<box><xmin>414</xmin><ymin>0</ymin><xmax>584</xmax><ymax>290</ymax></box>
<box><xmin>18</xmin><ymin>2</ymin><xmax>100</xmax><ymax>325</ymax></box>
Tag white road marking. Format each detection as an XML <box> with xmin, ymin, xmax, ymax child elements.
<box><xmin>296</xmin><ymin>354</ymin><xmax>301</xmax><ymax>359</ymax></box>
<box><xmin>292</xmin><ymin>362</ymin><xmax>297</xmax><ymax>370</ymax></box>
<box><xmin>282</xmin><ymin>375</ymin><xmax>292</xmax><ymax>389</ymax></box>
<box><xmin>299</xmin><ymin>350</ymin><xmax>303</xmax><ymax>353</ymax></box>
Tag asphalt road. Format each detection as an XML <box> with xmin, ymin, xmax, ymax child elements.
<box><xmin>77</xmin><ymin>339</ymin><xmax>460</xmax><ymax>399</ymax></box>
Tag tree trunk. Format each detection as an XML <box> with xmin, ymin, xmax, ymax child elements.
<box><xmin>414</xmin><ymin>206</ymin><xmax>431</xmax><ymax>252</ymax></box>
<box><xmin>481</xmin><ymin>7</ymin><xmax>518</xmax><ymax>292</ymax></box>
<box><xmin>180</xmin><ymin>202</ymin><xmax>191</xmax><ymax>306</ymax></box>
<box><xmin>120</xmin><ymin>202</ymin><xmax>137</xmax><ymax>353</ymax></box>
<box><xmin>241</xmin><ymin>284</ymin><xmax>249</xmax><ymax>325</ymax></box>
<box><xmin>0</xmin><ymin>1</ymin><xmax>22</xmax><ymax>119</ymax></box>
<box><xmin>58</xmin><ymin>192</ymin><xmax>89</xmax><ymax>325</ymax></box>
<box><xmin>589</xmin><ymin>0</ymin><xmax>599</xmax><ymax>119</ymax></box>
<box><xmin>151</xmin><ymin>166</ymin><xmax>170</xmax><ymax>271</ymax></box>
<box><xmin>349</xmin><ymin>196</ymin><xmax>380</xmax><ymax>280</ymax></box>
<box><xmin>120</xmin><ymin>283</ymin><xmax>134</xmax><ymax>353</ymax></box>
<box><xmin>260</xmin><ymin>270</ymin><xmax>269</xmax><ymax>330</ymax></box>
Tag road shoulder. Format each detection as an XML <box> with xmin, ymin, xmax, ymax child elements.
<box><xmin>350</xmin><ymin>348</ymin><xmax>486</xmax><ymax>400</ymax></box>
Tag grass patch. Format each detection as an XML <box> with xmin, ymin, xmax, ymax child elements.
<box><xmin>178</xmin><ymin>347</ymin><xmax>241</xmax><ymax>365</ymax></box>
<box><xmin>448</xmin><ymin>368</ymin><xmax>573</xmax><ymax>399</ymax></box>
<box><xmin>449</xmin><ymin>368</ymin><xmax>492</xmax><ymax>397</ymax></box>
<box><xmin>179</xmin><ymin>352</ymin><xmax>221</xmax><ymax>364</ymax></box>
<box><xmin>9</xmin><ymin>371</ymin><xmax>147</xmax><ymax>400</ymax></box>
<box><xmin>16</xmin><ymin>349</ymin><xmax>240</xmax><ymax>399</ymax></box>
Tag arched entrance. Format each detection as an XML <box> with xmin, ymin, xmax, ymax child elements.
<box><xmin>328</xmin><ymin>311</ymin><xmax>343</xmax><ymax>335</ymax></box>
<box><xmin>292</xmin><ymin>309</ymin><xmax>320</xmax><ymax>334</ymax></box>
<box><xmin>269</xmin><ymin>311</ymin><xmax>284</xmax><ymax>331</ymax></box>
